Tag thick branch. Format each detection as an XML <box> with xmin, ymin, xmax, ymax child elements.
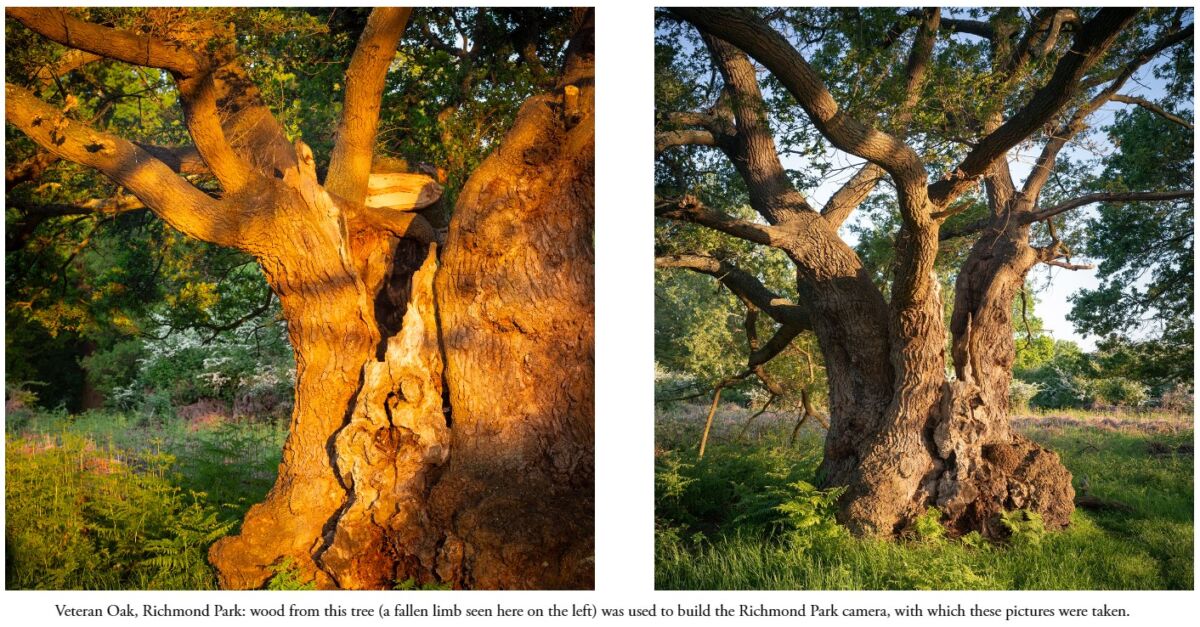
<box><xmin>655</xmin><ymin>253</ymin><xmax>809</xmax><ymax>328</ymax></box>
<box><xmin>928</xmin><ymin>9</ymin><xmax>1140</xmax><ymax>206</ymax></box>
<box><xmin>748</xmin><ymin>323</ymin><xmax>805</xmax><ymax>368</ymax></box>
<box><xmin>134</xmin><ymin>143</ymin><xmax>209</xmax><ymax>176</ymax></box>
<box><xmin>820</xmin><ymin>9</ymin><xmax>937</xmax><ymax>229</ymax></box>
<box><xmin>655</xmin><ymin>196</ymin><xmax>785</xmax><ymax>248</ymax></box>
<box><xmin>654</xmin><ymin>129</ymin><xmax>717</xmax><ymax>156</ymax></box>
<box><xmin>6</xmin><ymin>83</ymin><xmax>239</xmax><ymax>247</ymax></box>
<box><xmin>176</xmin><ymin>74</ymin><xmax>256</xmax><ymax>192</ymax></box>
<box><xmin>703</xmin><ymin>34</ymin><xmax>814</xmax><ymax>224</ymax></box>
<box><xmin>820</xmin><ymin>162</ymin><xmax>884</xmax><ymax>227</ymax></box>
<box><xmin>7</xmin><ymin>8</ymin><xmax>204</xmax><ymax>76</ymax></box>
<box><xmin>939</xmin><ymin>17</ymin><xmax>995</xmax><ymax>40</ymax></box>
<box><xmin>676</xmin><ymin>8</ymin><xmax>930</xmax><ymax>205</ymax></box>
<box><xmin>326</xmin><ymin>8</ymin><xmax>413</xmax><ymax>205</ymax></box>
<box><xmin>1110</xmin><ymin>94</ymin><xmax>1194</xmax><ymax>130</ymax></box>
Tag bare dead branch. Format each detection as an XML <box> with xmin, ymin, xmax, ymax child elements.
<box><xmin>1043</xmin><ymin>259</ymin><xmax>1096</xmax><ymax>271</ymax></box>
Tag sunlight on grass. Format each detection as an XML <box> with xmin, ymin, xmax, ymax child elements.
<box><xmin>656</xmin><ymin>403</ymin><xmax>1194</xmax><ymax>590</ymax></box>
<box><xmin>5</xmin><ymin>408</ymin><xmax>286</xmax><ymax>589</ymax></box>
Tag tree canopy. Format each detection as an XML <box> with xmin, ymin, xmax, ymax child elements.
<box><xmin>655</xmin><ymin>7</ymin><xmax>1193</xmax><ymax>538</ymax></box>
<box><xmin>6</xmin><ymin>7</ymin><xmax>574</xmax><ymax>410</ymax></box>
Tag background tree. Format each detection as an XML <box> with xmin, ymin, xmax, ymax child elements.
<box><xmin>655</xmin><ymin>7</ymin><xmax>1192</xmax><ymax>538</ymax></box>
<box><xmin>6</xmin><ymin>7</ymin><xmax>593</xmax><ymax>589</ymax></box>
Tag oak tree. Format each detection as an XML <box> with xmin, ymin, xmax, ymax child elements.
<box><xmin>7</xmin><ymin>7</ymin><xmax>594</xmax><ymax>589</ymax></box>
<box><xmin>656</xmin><ymin>8</ymin><xmax>1192</xmax><ymax>537</ymax></box>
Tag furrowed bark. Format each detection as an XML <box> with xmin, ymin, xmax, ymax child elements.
<box><xmin>430</xmin><ymin>15</ymin><xmax>594</xmax><ymax>587</ymax></box>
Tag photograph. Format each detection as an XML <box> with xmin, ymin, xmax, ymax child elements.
<box><xmin>654</xmin><ymin>6</ymin><xmax>1193</xmax><ymax>590</ymax></box>
<box><xmin>5</xmin><ymin>6</ymin><xmax>594</xmax><ymax>591</ymax></box>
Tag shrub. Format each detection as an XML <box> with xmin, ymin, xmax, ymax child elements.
<box><xmin>1025</xmin><ymin>364</ymin><xmax>1096</xmax><ymax>409</ymax></box>
<box><xmin>105</xmin><ymin>314</ymin><xmax>294</xmax><ymax>419</ymax></box>
<box><xmin>1008</xmin><ymin>379</ymin><xmax>1042</xmax><ymax>413</ymax></box>
<box><xmin>1159</xmin><ymin>383</ymin><xmax>1193</xmax><ymax>414</ymax></box>
<box><xmin>1093</xmin><ymin>377</ymin><xmax>1149</xmax><ymax>408</ymax></box>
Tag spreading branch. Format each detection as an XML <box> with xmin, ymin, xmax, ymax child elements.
<box><xmin>675</xmin><ymin>8</ymin><xmax>930</xmax><ymax>207</ymax></box>
<box><xmin>654</xmin><ymin>129</ymin><xmax>718</xmax><ymax>156</ymax></box>
<box><xmin>655</xmin><ymin>195</ymin><xmax>786</xmax><ymax>248</ymax></box>
<box><xmin>326</xmin><ymin>8</ymin><xmax>413</xmax><ymax>204</ymax></box>
<box><xmin>927</xmin><ymin>8</ymin><xmax>1140</xmax><ymax>207</ymax></box>
<box><xmin>1110</xmin><ymin>94</ymin><xmax>1194</xmax><ymax>130</ymax></box>
<box><xmin>1022</xmin><ymin>23</ymin><xmax>1194</xmax><ymax>200</ymax></box>
<box><xmin>6</xmin><ymin>83</ymin><xmax>240</xmax><ymax>247</ymax></box>
<box><xmin>654</xmin><ymin>253</ymin><xmax>809</xmax><ymax>328</ymax></box>
<box><xmin>702</xmin><ymin>34</ymin><xmax>815</xmax><ymax>224</ymax></box>
<box><xmin>7</xmin><ymin>8</ymin><xmax>205</xmax><ymax>76</ymax></box>
<box><xmin>1027</xmin><ymin>190</ymin><xmax>1194</xmax><ymax>223</ymax></box>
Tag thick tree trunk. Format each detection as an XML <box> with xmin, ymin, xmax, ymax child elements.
<box><xmin>815</xmin><ymin>215</ymin><xmax>1074</xmax><ymax>539</ymax></box>
<box><xmin>208</xmin><ymin>181</ymin><xmax>383</xmax><ymax>589</ymax></box>
<box><xmin>209</xmin><ymin>17</ymin><xmax>594</xmax><ymax>590</ymax></box>
<box><xmin>934</xmin><ymin>219</ymin><xmax>1074</xmax><ymax>536</ymax></box>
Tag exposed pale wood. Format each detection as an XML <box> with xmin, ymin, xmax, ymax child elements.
<box><xmin>365</xmin><ymin>171</ymin><xmax>443</xmax><ymax>210</ymax></box>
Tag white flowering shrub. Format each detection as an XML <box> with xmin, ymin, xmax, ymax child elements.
<box><xmin>93</xmin><ymin>311</ymin><xmax>294</xmax><ymax>420</ymax></box>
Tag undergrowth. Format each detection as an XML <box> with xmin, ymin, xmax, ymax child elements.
<box><xmin>656</xmin><ymin>403</ymin><xmax>1193</xmax><ymax>590</ymax></box>
<box><xmin>6</xmin><ymin>408</ymin><xmax>285</xmax><ymax>589</ymax></box>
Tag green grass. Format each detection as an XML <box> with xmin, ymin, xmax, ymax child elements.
<box><xmin>5</xmin><ymin>407</ymin><xmax>286</xmax><ymax>589</ymax></box>
<box><xmin>656</xmin><ymin>404</ymin><xmax>1193</xmax><ymax>590</ymax></box>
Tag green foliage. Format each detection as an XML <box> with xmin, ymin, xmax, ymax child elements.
<box><xmin>6</xmin><ymin>433</ymin><xmax>230</xmax><ymax>589</ymax></box>
<box><xmin>1068</xmin><ymin>106</ymin><xmax>1193</xmax><ymax>388</ymax></box>
<box><xmin>266</xmin><ymin>558</ymin><xmax>317</xmax><ymax>591</ymax></box>
<box><xmin>772</xmin><ymin>482</ymin><xmax>846</xmax><ymax>549</ymax></box>
<box><xmin>6</xmin><ymin>406</ymin><xmax>286</xmax><ymax>589</ymax></box>
<box><xmin>657</xmin><ymin>404</ymin><xmax>1193</xmax><ymax>590</ymax></box>
<box><xmin>999</xmin><ymin>509</ymin><xmax>1047</xmax><ymax>548</ymax></box>
<box><xmin>913</xmin><ymin>507</ymin><xmax>946</xmax><ymax>542</ymax></box>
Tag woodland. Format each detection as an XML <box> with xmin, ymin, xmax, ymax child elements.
<box><xmin>6</xmin><ymin>7</ymin><xmax>594</xmax><ymax>590</ymax></box>
<box><xmin>654</xmin><ymin>7</ymin><xmax>1193</xmax><ymax>589</ymax></box>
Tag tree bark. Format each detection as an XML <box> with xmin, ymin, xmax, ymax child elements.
<box><xmin>935</xmin><ymin>216</ymin><xmax>1075</xmax><ymax>536</ymax></box>
<box><xmin>9</xmin><ymin>6</ymin><xmax>595</xmax><ymax>590</ymax></box>
<box><xmin>660</xmin><ymin>7</ymin><xmax>1106</xmax><ymax>541</ymax></box>
<box><xmin>428</xmin><ymin>16</ymin><xmax>595</xmax><ymax>587</ymax></box>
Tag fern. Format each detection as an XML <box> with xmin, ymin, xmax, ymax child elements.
<box><xmin>267</xmin><ymin>557</ymin><xmax>317</xmax><ymax>590</ymax></box>
<box><xmin>999</xmin><ymin>509</ymin><xmax>1046</xmax><ymax>547</ymax></box>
